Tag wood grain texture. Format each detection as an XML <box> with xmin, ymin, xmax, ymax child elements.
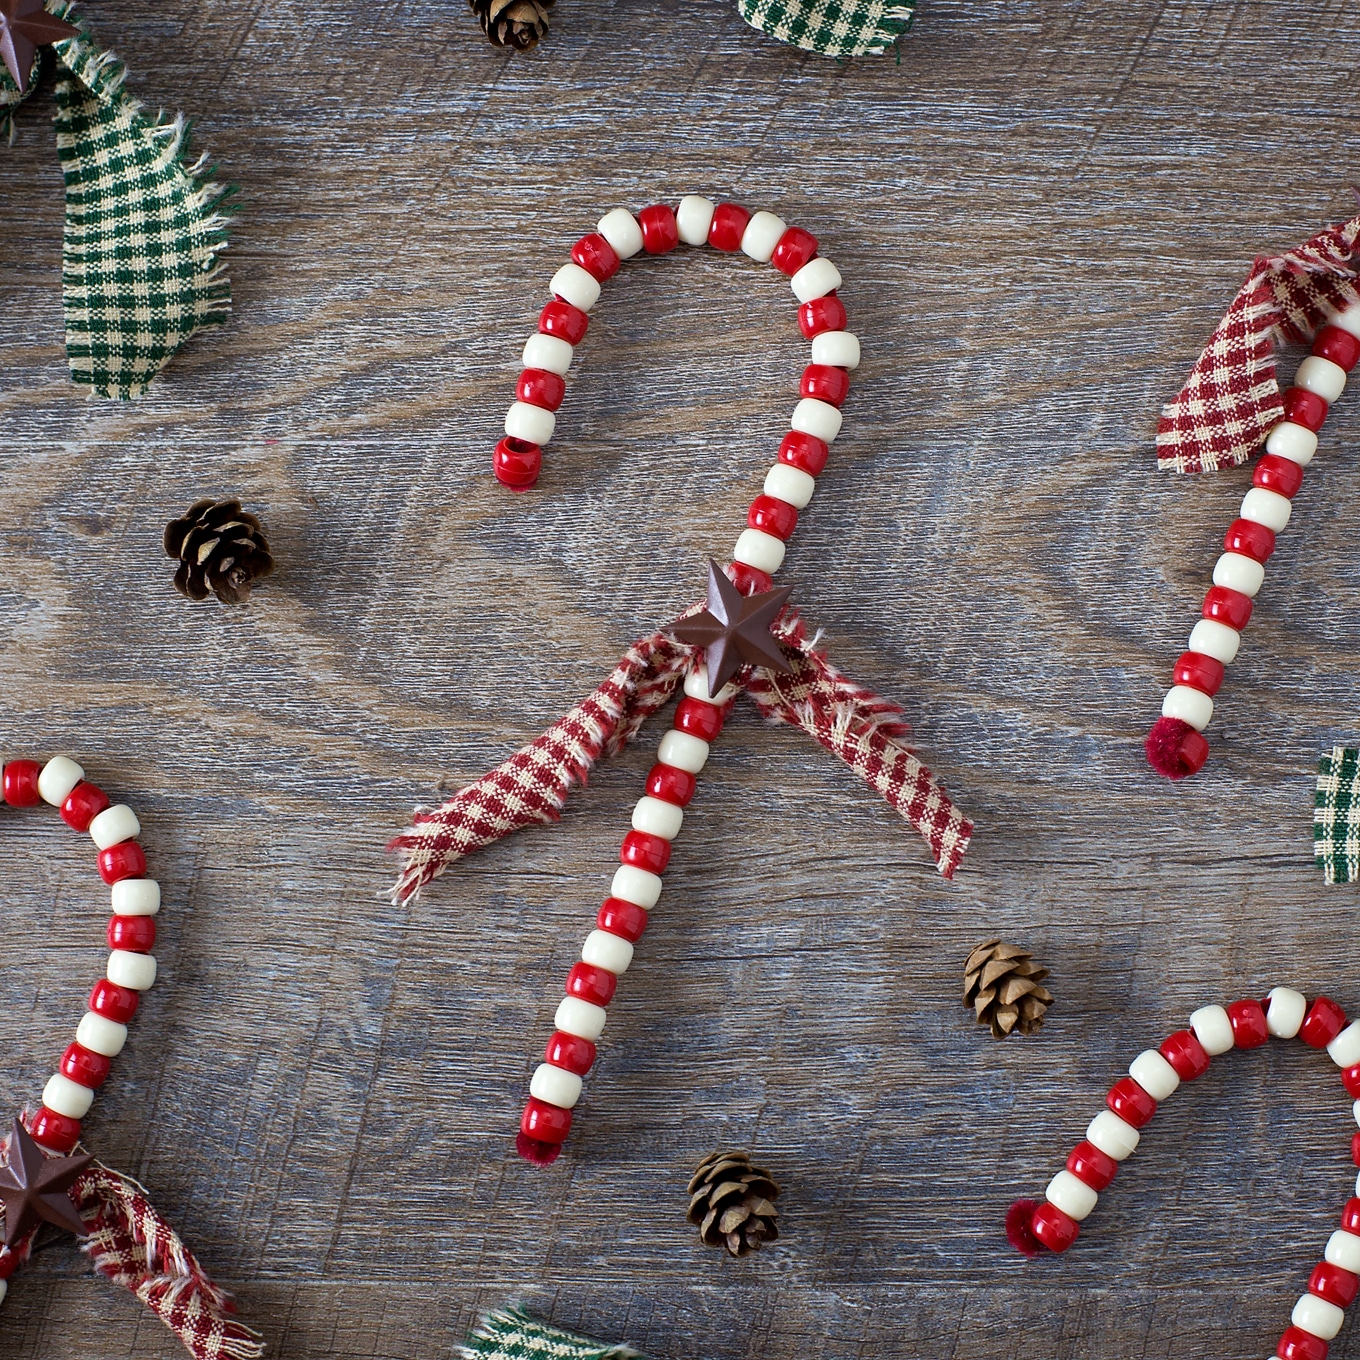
<box><xmin>2</xmin><ymin>1</ymin><xmax>1360</xmax><ymax>1355</ymax></box>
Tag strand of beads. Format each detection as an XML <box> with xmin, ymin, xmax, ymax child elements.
<box><xmin>1146</xmin><ymin>301</ymin><xmax>1360</xmax><ymax>779</ymax></box>
<box><xmin>1007</xmin><ymin>989</ymin><xmax>1360</xmax><ymax>1360</ymax></box>
<box><xmin>493</xmin><ymin>195</ymin><xmax>859</xmax><ymax>595</ymax></box>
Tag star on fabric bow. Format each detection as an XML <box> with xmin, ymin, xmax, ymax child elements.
<box><xmin>2</xmin><ymin>1</ymin><xmax>233</xmax><ymax>398</ymax></box>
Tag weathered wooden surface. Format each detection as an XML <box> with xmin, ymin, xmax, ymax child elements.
<box><xmin>2</xmin><ymin>1</ymin><xmax>1360</xmax><ymax>1356</ymax></box>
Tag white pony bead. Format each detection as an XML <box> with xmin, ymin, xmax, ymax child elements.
<box><xmin>107</xmin><ymin>950</ymin><xmax>157</xmax><ymax>991</ymax></box>
<box><xmin>811</xmin><ymin>331</ymin><xmax>860</xmax><ymax>369</ymax></box>
<box><xmin>38</xmin><ymin>756</ymin><xmax>83</xmax><ymax>806</ymax></box>
<box><xmin>1265</xmin><ymin>420</ymin><xmax>1318</xmax><ymax>466</ymax></box>
<box><xmin>1353</xmin><ymin>1099</ymin><xmax>1360</xmax><ymax>1129</ymax></box>
<box><xmin>1188</xmin><ymin>618</ymin><xmax>1241</xmax><ymax>665</ymax></box>
<box><xmin>549</xmin><ymin>262</ymin><xmax>601</xmax><ymax>313</ymax></box>
<box><xmin>111</xmin><ymin>878</ymin><xmax>160</xmax><ymax>916</ymax></box>
<box><xmin>505</xmin><ymin>401</ymin><xmax>556</xmax><ymax>446</ymax></box>
<box><xmin>1189</xmin><ymin>1004</ymin><xmax>1234</xmax><ymax>1055</ymax></box>
<box><xmin>1328</xmin><ymin>1021</ymin><xmax>1360</xmax><ymax>1069</ymax></box>
<box><xmin>1266</xmin><ymin>986</ymin><xmax>1307</xmax><ymax>1039</ymax></box>
<box><xmin>676</xmin><ymin>195</ymin><xmax>716</xmax><ymax>246</ymax></box>
<box><xmin>1325</xmin><ymin>1229</ymin><xmax>1360</xmax><ymax>1273</ymax></box>
<box><xmin>76</xmin><ymin>1011</ymin><xmax>127</xmax><ymax>1057</ymax></box>
<box><xmin>764</xmin><ymin>463</ymin><xmax>815</xmax><ymax>509</ymax></box>
<box><xmin>554</xmin><ymin>996</ymin><xmax>607</xmax><ymax>1041</ymax></box>
<box><xmin>790</xmin><ymin>257</ymin><xmax>842</xmax><ymax>304</ymax></box>
<box><xmin>733</xmin><ymin>528</ymin><xmax>786</xmax><ymax>575</ymax></box>
<box><xmin>596</xmin><ymin>208</ymin><xmax>643</xmax><ymax>259</ymax></box>
<box><xmin>1044</xmin><ymin>1169</ymin><xmax>1098</xmax><ymax>1221</ymax></box>
<box><xmin>582</xmin><ymin>929</ymin><xmax>634</xmax><ymax>975</ymax></box>
<box><xmin>657</xmin><ymin>730</ymin><xmax>709</xmax><ymax>774</ymax></box>
<box><xmin>1240</xmin><ymin>486</ymin><xmax>1292</xmax><ymax>532</ymax></box>
<box><xmin>530</xmin><ymin>1062</ymin><xmax>583</xmax><ymax>1109</ymax></box>
<box><xmin>1294</xmin><ymin>355</ymin><xmax>1347</xmax><ymax>404</ymax></box>
<box><xmin>631</xmin><ymin>796</ymin><xmax>683</xmax><ymax>840</ymax></box>
<box><xmin>89</xmin><ymin>804</ymin><xmax>140</xmax><ymax>851</ymax></box>
<box><xmin>740</xmin><ymin>212</ymin><xmax>787</xmax><ymax>263</ymax></box>
<box><xmin>1330</xmin><ymin>301</ymin><xmax>1360</xmax><ymax>338</ymax></box>
<box><xmin>1162</xmin><ymin>686</ymin><xmax>1213</xmax><ymax>731</ymax></box>
<box><xmin>1291</xmin><ymin>1293</ymin><xmax>1345</xmax><ymax>1341</ymax></box>
<box><xmin>791</xmin><ymin>397</ymin><xmax>843</xmax><ymax>443</ymax></box>
<box><xmin>682</xmin><ymin>666</ymin><xmax>739</xmax><ymax>705</ymax></box>
<box><xmin>522</xmin><ymin>333</ymin><xmax>573</xmax><ymax>376</ymax></box>
<box><xmin>1129</xmin><ymin>1049</ymin><xmax>1180</xmax><ymax>1101</ymax></box>
<box><xmin>610</xmin><ymin>864</ymin><xmax>662</xmax><ymax>909</ymax></box>
<box><xmin>1085</xmin><ymin>1110</ymin><xmax>1140</xmax><ymax>1161</ymax></box>
<box><xmin>1212</xmin><ymin>552</ymin><xmax>1265</xmax><ymax>598</ymax></box>
<box><xmin>43</xmin><ymin>1073</ymin><xmax>94</xmax><ymax>1120</ymax></box>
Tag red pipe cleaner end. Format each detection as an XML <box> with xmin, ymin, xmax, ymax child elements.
<box><xmin>1145</xmin><ymin>717</ymin><xmax>1209</xmax><ymax>779</ymax></box>
<box><xmin>493</xmin><ymin>437</ymin><xmax>542</xmax><ymax>491</ymax></box>
<box><xmin>516</xmin><ymin>1132</ymin><xmax>564</xmax><ymax>1166</ymax></box>
<box><xmin>1005</xmin><ymin>1199</ymin><xmax>1044</xmax><ymax>1257</ymax></box>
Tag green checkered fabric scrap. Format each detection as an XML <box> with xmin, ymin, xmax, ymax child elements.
<box><xmin>1315</xmin><ymin>746</ymin><xmax>1360</xmax><ymax>885</ymax></box>
<box><xmin>737</xmin><ymin>0</ymin><xmax>915</xmax><ymax>58</ymax></box>
<box><xmin>462</xmin><ymin>1309</ymin><xmax>643</xmax><ymax>1360</ymax></box>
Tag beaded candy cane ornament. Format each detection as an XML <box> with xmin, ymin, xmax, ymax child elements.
<box><xmin>390</xmin><ymin>196</ymin><xmax>974</xmax><ymax>1164</ymax></box>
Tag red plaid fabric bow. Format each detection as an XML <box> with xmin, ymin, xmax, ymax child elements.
<box><xmin>389</xmin><ymin>611</ymin><xmax>972</xmax><ymax>902</ymax></box>
<box><xmin>1157</xmin><ymin>213</ymin><xmax>1360</xmax><ymax>474</ymax></box>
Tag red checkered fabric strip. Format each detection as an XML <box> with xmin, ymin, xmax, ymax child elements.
<box><xmin>389</xmin><ymin>611</ymin><xmax>971</xmax><ymax>901</ymax></box>
<box><xmin>1156</xmin><ymin>214</ymin><xmax>1360</xmax><ymax>474</ymax></box>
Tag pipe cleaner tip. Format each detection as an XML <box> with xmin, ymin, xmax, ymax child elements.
<box><xmin>1005</xmin><ymin>1199</ymin><xmax>1044</xmax><ymax>1257</ymax></box>
<box><xmin>515</xmin><ymin>1132</ymin><xmax>563</xmax><ymax>1166</ymax></box>
<box><xmin>1145</xmin><ymin>717</ymin><xmax>1209</xmax><ymax>780</ymax></box>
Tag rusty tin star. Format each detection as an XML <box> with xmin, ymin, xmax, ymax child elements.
<box><xmin>0</xmin><ymin>1117</ymin><xmax>91</xmax><ymax>1249</ymax></box>
<box><xmin>0</xmin><ymin>0</ymin><xmax>77</xmax><ymax>95</ymax></box>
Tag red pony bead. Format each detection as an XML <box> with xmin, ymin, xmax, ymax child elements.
<box><xmin>1202</xmin><ymin>586</ymin><xmax>1253</xmax><ymax>632</ymax></box>
<box><xmin>1352</xmin><ymin>1130</ymin><xmax>1360</xmax><ymax>1167</ymax></box>
<box><xmin>1106</xmin><ymin>1077</ymin><xmax>1156</xmax><ymax>1128</ymax></box>
<box><xmin>544</xmin><ymin>1030</ymin><xmax>596</xmax><ymax>1076</ymax></box>
<box><xmin>60</xmin><ymin>1041</ymin><xmax>111</xmax><ymax>1089</ymax></box>
<box><xmin>708</xmin><ymin>203</ymin><xmax>750</xmax><ymax>252</ymax></box>
<box><xmin>520</xmin><ymin>1096</ymin><xmax>572</xmax><ymax>1143</ymax></box>
<box><xmin>747</xmin><ymin>494</ymin><xmax>798</xmax><ymax>542</ymax></box>
<box><xmin>1310</xmin><ymin>1261</ymin><xmax>1360</xmax><ymax>1309</ymax></box>
<box><xmin>638</xmin><ymin>204</ymin><xmax>679</xmax><ymax>254</ymax></box>
<box><xmin>1312</xmin><ymin>323</ymin><xmax>1360</xmax><ymax>372</ymax></box>
<box><xmin>620</xmin><ymin>830</ymin><xmax>670</xmax><ymax>875</ymax></box>
<box><xmin>1030</xmin><ymin>1202</ymin><xmax>1080</xmax><ymax>1252</ymax></box>
<box><xmin>1160</xmin><ymin>1029</ymin><xmax>1211</xmax><ymax>1080</ymax></box>
<box><xmin>516</xmin><ymin>369</ymin><xmax>566</xmax><ymax>412</ymax></box>
<box><xmin>90</xmin><ymin>978</ymin><xmax>139</xmax><ymax>1024</ymax></box>
<box><xmin>566</xmin><ymin>962</ymin><xmax>617</xmax><ymax>1007</ymax></box>
<box><xmin>0</xmin><ymin>1253</ymin><xmax>14</xmax><ymax>1280</ymax></box>
<box><xmin>2</xmin><ymin>760</ymin><xmax>41</xmax><ymax>807</ymax></box>
<box><xmin>727</xmin><ymin>561</ymin><xmax>773</xmax><ymax>595</ymax></box>
<box><xmin>1172</xmin><ymin>651</ymin><xmax>1225</xmax><ymax>697</ymax></box>
<box><xmin>645</xmin><ymin>763</ymin><xmax>696</xmax><ymax>807</ymax></box>
<box><xmin>800</xmin><ymin>364</ymin><xmax>850</xmax><ymax>408</ymax></box>
<box><xmin>493</xmin><ymin>437</ymin><xmax>542</xmax><ymax>491</ymax></box>
<box><xmin>1066</xmin><ymin>1140</ymin><xmax>1118</xmax><ymax>1191</ymax></box>
<box><xmin>60</xmin><ymin>781</ymin><xmax>110</xmax><ymax>832</ymax></box>
<box><xmin>1342</xmin><ymin>1198</ymin><xmax>1360</xmax><ymax>1234</ymax></box>
<box><xmin>778</xmin><ymin>430</ymin><xmax>829</xmax><ymax>475</ymax></box>
<box><xmin>1225</xmin><ymin>516</ymin><xmax>1277</xmax><ymax>564</ymax></box>
<box><xmin>771</xmin><ymin>227</ymin><xmax>818</xmax><ymax>276</ymax></box>
<box><xmin>1302</xmin><ymin>996</ymin><xmax>1347</xmax><ymax>1048</ymax></box>
<box><xmin>538</xmin><ymin>299</ymin><xmax>588</xmax><ymax>346</ymax></box>
<box><xmin>1282</xmin><ymin>386</ymin><xmax>1328</xmax><ymax>432</ymax></box>
<box><xmin>26</xmin><ymin>1107</ymin><xmax>80</xmax><ymax>1154</ymax></box>
<box><xmin>798</xmin><ymin>294</ymin><xmax>846</xmax><ymax>340</ymax></box>
<box><xmin>1227</xmin><ymin>998</ymin><xmax>1269</xmax><ymax>1049</ymax></box>
<box><xmin>597</xmin><ymin>897</ymin><xmax>648</xmax><ymax>943</ymax></box>
<box><xmin>1254</xmin><ymin>454</ymin><xmax>1305</xmax><ymax>499</ymax></box>
<box><xmin>1276</xmin><ymin>1325</ymin><xmax>1329</xmax><ymax>1360</ymax></box>
<box><xmin>570</xmin><ymin>232</ymin><xmax>620</xmax><ymax>282</ymax></box>
<box><xmin>1342</xmin><ymin>1064</ymin><xmax>1360</xmax><ymax>1099</ymax></box>
<box><xmin>98</xmin><ymin>841</ymin><xmax>146</xmax><ymax>885</ymax></box>
<box><xmin>108</xmin><ymin>914</ymin><xmax>156</xmax><ymax>952</ymax></box>
<box><xmin>673</xmin><ymin>697</ymin><xmax>724</xmax><ymax>742</ymax></box>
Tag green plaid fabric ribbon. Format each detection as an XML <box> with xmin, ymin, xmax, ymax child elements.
<box><xmin>737</xmin><ymin>0</ymin><xmax>915</xmax><ymax>57</ymax></box>
<box><xmin>1315</xmin><ymin>746</ymin><xmax>1360</xmax><ymax>885</ymax></box>
<box><xmin>3</xmin><ymin>3</ymin><xmax>232</xmax><ymax>399</ymax></box>
<box><xmin>463</xmin><ymin>1309</ymin><xmax>644</xmax><ymax>1360</ymax></box>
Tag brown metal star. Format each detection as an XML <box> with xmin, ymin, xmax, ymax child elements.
<box><xmin>669</xmin><ymin>560</ymin><xmax>794</xmax><ymax>698</ymax></box>
<box><xmin>0</xmin><ymin>1118</ymin><xmax>91</xmax><ymax>1249</ymax></box>
<box><xmin>0</xmin><ymin>0</ymin><xmax>77</xmax><ymax>96</ymax></box>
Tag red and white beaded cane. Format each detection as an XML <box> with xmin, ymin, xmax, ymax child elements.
<box><xmin>1007</xmin><ymin>989</ymin><xmax>1360</xmax><ymax>1360</ymax></box>
<box><xmin>0</xmin><ymin>756</ymin><xmax>262</xmax><ymax>1359</ymax></box>
<box><xmin>1145</xmin><ymin>212</ymin><xmax>1360</xmax><ymax>779</ymax></box>
<box><xmin>391</xmin><ymin>196</ymin><xmax>974</xmax><ymax>1165</ymax></box>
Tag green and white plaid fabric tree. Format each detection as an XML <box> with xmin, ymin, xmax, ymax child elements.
<box><xmin>463</xmin><ymin>1309</ymin><xmax>643</xmax><ymax>1360</ymax></box>
<box><xmin>737</xmin><ymin>0</ymin><xmax>915</xmax><ymax>58</ymax></box>
<box><xmin>1315</xmin><ymin>746</ymin><xmax>1360</xmax><ymax>885</ymax></box>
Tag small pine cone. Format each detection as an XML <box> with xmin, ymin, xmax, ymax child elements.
<box><xmin>470</xmin><ymin>0</ymin><xmax>553</xmax><ymax>50</ymax></box>
<box><xmin>686</xmin><ymin>1150</ymin><xmax>780</xmax><ymax>1257</ymax></box>
<box><xmin>963</xmin><ymin>939</ymin><xmax>1053</xmax><ymax>1039</ymax></box>
<box><xmin>163</xmin><ymin>499</ymin><xmax>274</xmax><ymax>605</ymax></box>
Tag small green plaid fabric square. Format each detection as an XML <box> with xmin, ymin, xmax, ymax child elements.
<box><xmin>737</xmin><ymin>0</ymin><xmax>915</xmax><ymax>57</ymax></box>
<box><xmin>463</xmin><ymin>1309</ymin><xmax>643</xmax><ymax>1360</ymax></box>
<box><xmin>1315</xmin><ymin>746</ymin><xmax>1360</xmax><ymax>885</ymax></box>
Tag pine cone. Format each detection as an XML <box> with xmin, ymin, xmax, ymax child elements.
<box><xmin>470</xmin><ymin>0</ymin><xmax>553</xmax><ymax>50</ymax></box>
<box><xmin>963</xmin><ymin>939</ymin><xmax>1053</xmax><ymax>1039</ymax></box>
<box><xmin>686</xmin><ymin>1150</ymin><xmax>780</xmax><ymax>1257</ymax></box>
<box><xmin>163</xmin><ymin>499</ymin><xmax>274</xmax><ymax>605</ymax></box>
